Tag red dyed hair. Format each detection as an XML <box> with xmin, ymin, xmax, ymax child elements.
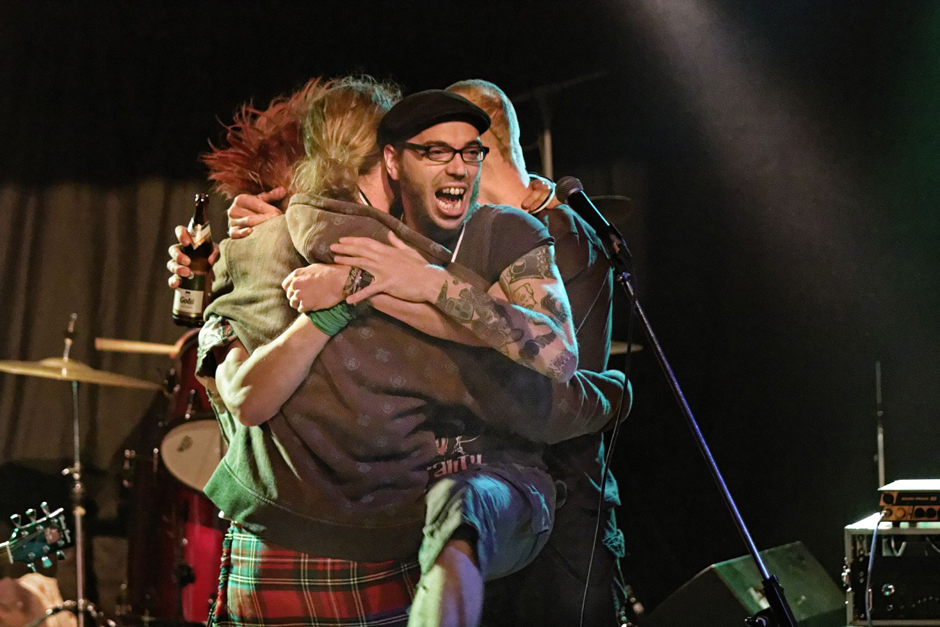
<box><xmin>201</xmin><ymin>77</ymin><xmax>330</xmax><ymax>200</ymax></box>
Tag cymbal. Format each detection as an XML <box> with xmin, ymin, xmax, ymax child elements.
<box><xmin>0</xmin><ymin>357</ymin><xmax>161</xmax><ymax>390</ymax></box>
<box><xmin>610</xmin><ymin>341</ymin><xmax>644</xmax><ymax>355</ymax></box>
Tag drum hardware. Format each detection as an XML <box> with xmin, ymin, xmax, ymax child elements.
<box><xmin>0</xmin><ymin>315</ymin><xmax>163</xmax><ymax>627</ymax></box>
<box><xmin>162</xmin><ymin>367</ymin><xmax>179</xmax><ymax>406</ymax></box>
<box><xmin>121</xmin><ymin>450</ymin><xmax>136</xmax><ymax>489</ymax></box>
<box><xmin>121</xmin><ymin>329</ymin><xmax>223</xmax><ymax>625</ymax></box>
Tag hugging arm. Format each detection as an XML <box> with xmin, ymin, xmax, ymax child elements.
<box><xmin>332</xmin><ymin>238</ymin><xmax>579</xmax><ymax>382</ymax></box>
<box><xmin>431</xmin><ymin>244</ymin><xmax>579</xmax><ymax>382</ymax></box>
<box><xmin>203</xmin><ymin>314</ymin><xmax>331</xmax><ymax>427</ymax></box>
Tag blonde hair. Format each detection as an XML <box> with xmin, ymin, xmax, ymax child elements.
<box><xmin>293</xmin><ymin>76</ymin><xmax>401</xmax><ymax>201</ymax></box>
<box><xmin>447</xmin><ymin>79</ymin><xmax>526</xmax><ymax>175</ymax></box>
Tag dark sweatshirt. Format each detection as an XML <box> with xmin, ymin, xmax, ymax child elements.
<box><xmin>198</xmin><ymin>194</ymin><xmax>625</xmax><ymax>561</ymax></box>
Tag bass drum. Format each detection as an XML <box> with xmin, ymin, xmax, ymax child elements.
<box><xmin>124</xmin><ymin>330</ymin><xmax>225</xmax><ymax>625</ymax></box>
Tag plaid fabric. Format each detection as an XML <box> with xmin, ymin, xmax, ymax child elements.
<box><xmin>209</xmin><ymin>524</ymin><xmax>420</xmax><ymax>627</ymax></box>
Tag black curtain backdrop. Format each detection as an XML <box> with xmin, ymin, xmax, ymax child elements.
<box><xmin>1</xmin><ymin>0</ymin><xmax>937</xmax><ymax>612</ymax></box>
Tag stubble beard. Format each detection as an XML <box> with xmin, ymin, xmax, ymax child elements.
<box><xmin>404</xmin><ymin>176</ymin><xmax>481</xmax><ymax>246</ymax></box>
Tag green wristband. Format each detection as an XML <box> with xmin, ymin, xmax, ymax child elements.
<box><xmin>306</xmin><ymin>303</ymin><xmax>358</xmax><ymax>337</ymax></box>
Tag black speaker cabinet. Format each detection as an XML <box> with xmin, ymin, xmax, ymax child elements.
<box><xmin>645</xmin><ymin>542</ymin><xmax>844</xmax><ymax>627</ymax></box>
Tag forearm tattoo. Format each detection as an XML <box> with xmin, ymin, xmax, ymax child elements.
<box><xmin>435</xmin><ymin>243</ymin><xmax>576</xmax><ymax>379</ymax></box>
<box><xmin>437</xmin><ymin>281</ymin><xmax>525</xmax><ymax>347</ymax></box>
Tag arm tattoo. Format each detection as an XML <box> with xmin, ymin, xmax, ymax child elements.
<box><xmin>550</xmin><ymin>350</ymin><xmax>577</xmax><ymax>379</ymax></box>
<box><xmin>437</xmin><ymin>282</ymin><xmax>473</xmax><ymax>322</ymax></box>
<box><xmin>540</xmin><ymin>293</ymin><xmax>570</xmax><ymax>324</ymax></box>
<box><xmin>511</xmin><ymin>283</ymin><xmax>537</xmax><ymax>309</ymax></box>
<box><xmin>437</xmin><ymin>282</ymin><xmax>525</xmax><ymax>347</ymax></box>
<box><xmin>519</xmin><ymin>330</ymin><xmax>556</xmax><ymax>362</ymax></box>
<box><xmin>505</xmin><ymin>246</ymin><xmax>552</xmax><ymax>283</ymax></box>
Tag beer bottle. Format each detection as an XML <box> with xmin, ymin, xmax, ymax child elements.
<box><xmin>172</xmin><ymin>193</ymin><xmax>213</xmax><ymax>327</ymax></box>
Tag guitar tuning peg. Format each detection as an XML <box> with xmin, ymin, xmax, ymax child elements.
<box><xmin>27</xmin><ymin>562</ymin><xmax>37</xmax><ymax>573</ymax></box>
<box><xmin>41</xmin><ymin>502</ymin><xmax>52</xmax><ymax>516</ymax></box>
<box><xmin>42</xmin><ymin>545</ymin><xmax>51</xmax><ymax>554</ymax></box>
<box><xmin>56</xmin><ymin>551</ymin><xmax>67</xmax><ymax>561</ymax></box>
<box><xmin>10</xmin><ymin>513</ymin><xmax>22</xmax><ymax>528</ymax></box>
<box><xmin>41</xmin><ymin>557</ymin><xmax>53</xmax><ymax>568</ymax></box>
<box><xmin>26</xmin><ymin>508</ymin><xmax>37</xmax><ymax>522</ymax></box>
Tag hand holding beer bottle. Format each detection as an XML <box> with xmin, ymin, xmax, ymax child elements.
<box><xmin>171</xmin><ymin>193</ymin><xmax>214</xmax><ymax>326</ymax></box>
<box><xmin>167</xmin><ymin>187</ymin><xmax>285</xmax><ymax>288</ymax></box>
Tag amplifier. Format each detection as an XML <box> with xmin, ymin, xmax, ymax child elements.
<box><xmin>845</xmin><ymin>513</ymin><xmax>940</xmax><ymax>625</ymax></box>
<box><xmin>880</xmin><ymin>480</ymin><xmax>940</xmax><ymax>522</ymax></box>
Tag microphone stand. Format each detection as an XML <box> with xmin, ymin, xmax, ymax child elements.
<box><xmin>594</xmin><ymin>214</ymin><xmax>799</xmax><ymax>627</ymax></box>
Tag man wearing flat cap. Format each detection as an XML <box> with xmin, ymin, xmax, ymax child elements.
<box><xmin>324</xmin><ymin>90</ymin><xmax>584</xmax><ymax>624</ymax></box>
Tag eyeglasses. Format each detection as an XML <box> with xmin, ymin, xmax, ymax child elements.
<box><xmin>400</xmin><ymin>142</ymin><xmax>490</xmax><ymax>164</ymax></box>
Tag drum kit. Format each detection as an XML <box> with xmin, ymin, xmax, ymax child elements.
<box><xmin>0</xmin><ymin>316</ymin><xmax>224</xmax><ymax>627</ymax></box>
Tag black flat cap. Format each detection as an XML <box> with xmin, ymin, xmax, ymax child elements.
<box><xmin>378</xmin><ymin>90</ymin><xmax>491</xmax><ymax>146</ymax></box>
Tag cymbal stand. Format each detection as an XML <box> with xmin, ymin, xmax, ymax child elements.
<box><xmin>56</xmin><ymin>315</ymin><xmax>108</xmax><ymax>627</ymax></box>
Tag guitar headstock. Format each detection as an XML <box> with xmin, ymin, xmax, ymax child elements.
<box><xmin>5</xmin><ymin>502</ymin><xmax>71</xmax><ymax>571</ymax></box>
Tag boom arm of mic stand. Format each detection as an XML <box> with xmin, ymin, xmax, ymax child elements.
<box><xmin>604</xmin><ymin>235</ymin><xmax>799</xmax><ymax>627</ymax></box>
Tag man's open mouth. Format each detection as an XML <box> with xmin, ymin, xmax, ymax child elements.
<box><xmin>435</xmin><ymin>186</ymin><xmax>466</xmax><ymax>216</ymax></box>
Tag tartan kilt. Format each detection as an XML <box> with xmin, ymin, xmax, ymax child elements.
<box><xmin>209</xmin><ymin>523</ymin><xmax>421</xmax><ymax>627</ymax></box>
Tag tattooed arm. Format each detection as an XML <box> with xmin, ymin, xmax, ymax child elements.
<box><xmin>435</xmin><ymin>244</ymin><xmax>578</xmax><ymax>381</ymax></box>
<box><xmin>332</xmin><ymin>235</ymin><xmax>579</xmax><ymax>382</ymax></box>
<box><xmin>281</xmin><ymin>261</ymin><xmax>485</xmax><ymax>345</ymax></box>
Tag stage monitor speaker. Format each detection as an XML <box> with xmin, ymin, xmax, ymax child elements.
<box><xmin>645</xmin><ymin>542</ymin><xmax>844</xmax><ymax>627</ymax></box>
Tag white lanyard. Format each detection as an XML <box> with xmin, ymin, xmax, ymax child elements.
<box><xmin>450</xmin><ymin>224</ymin><xmax>467</xmax><ymax>263</ymax></box>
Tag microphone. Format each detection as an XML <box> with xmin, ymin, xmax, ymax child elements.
<box><xmin>556</xmin><ymin>176</ymin><xmax>633</xmax><ymax>268</ymax></box>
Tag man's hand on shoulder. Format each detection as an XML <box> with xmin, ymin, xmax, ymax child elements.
<box><xmin>227</xmin><ymin>187</ymin><xmax>287</xmax><ymax>238</ymax></box>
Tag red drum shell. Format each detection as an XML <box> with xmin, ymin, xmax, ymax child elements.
<box><xmin>125</xmin><ymin>330</ymin><xmax>223</xmax><ymax>623</ymax></box>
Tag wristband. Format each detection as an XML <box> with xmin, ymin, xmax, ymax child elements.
<box><xmin>306</xmin><ymin>303</ymin><xmax>358</xmax><ymax>337</ymax></box>
<box><xmin>528</xmin><ymin>173</ymin><xmax>556</xmax><ymax>214</ymax></box>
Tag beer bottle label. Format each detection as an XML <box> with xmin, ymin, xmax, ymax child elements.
<box><xmin>189</xmin><ymin>222</ymin><xmax>212</xmax><ymax>249</ymax></box>
<box><xmin>173</xmin><ymin>272</ymin><xmax>207</xmax><ymax>317</ymax></box>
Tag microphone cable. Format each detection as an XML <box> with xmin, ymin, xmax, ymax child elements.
<box><xmin>579</xmin><ymin>271</ymin><xmax>638</xmax><ymax>627</ymax></box>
